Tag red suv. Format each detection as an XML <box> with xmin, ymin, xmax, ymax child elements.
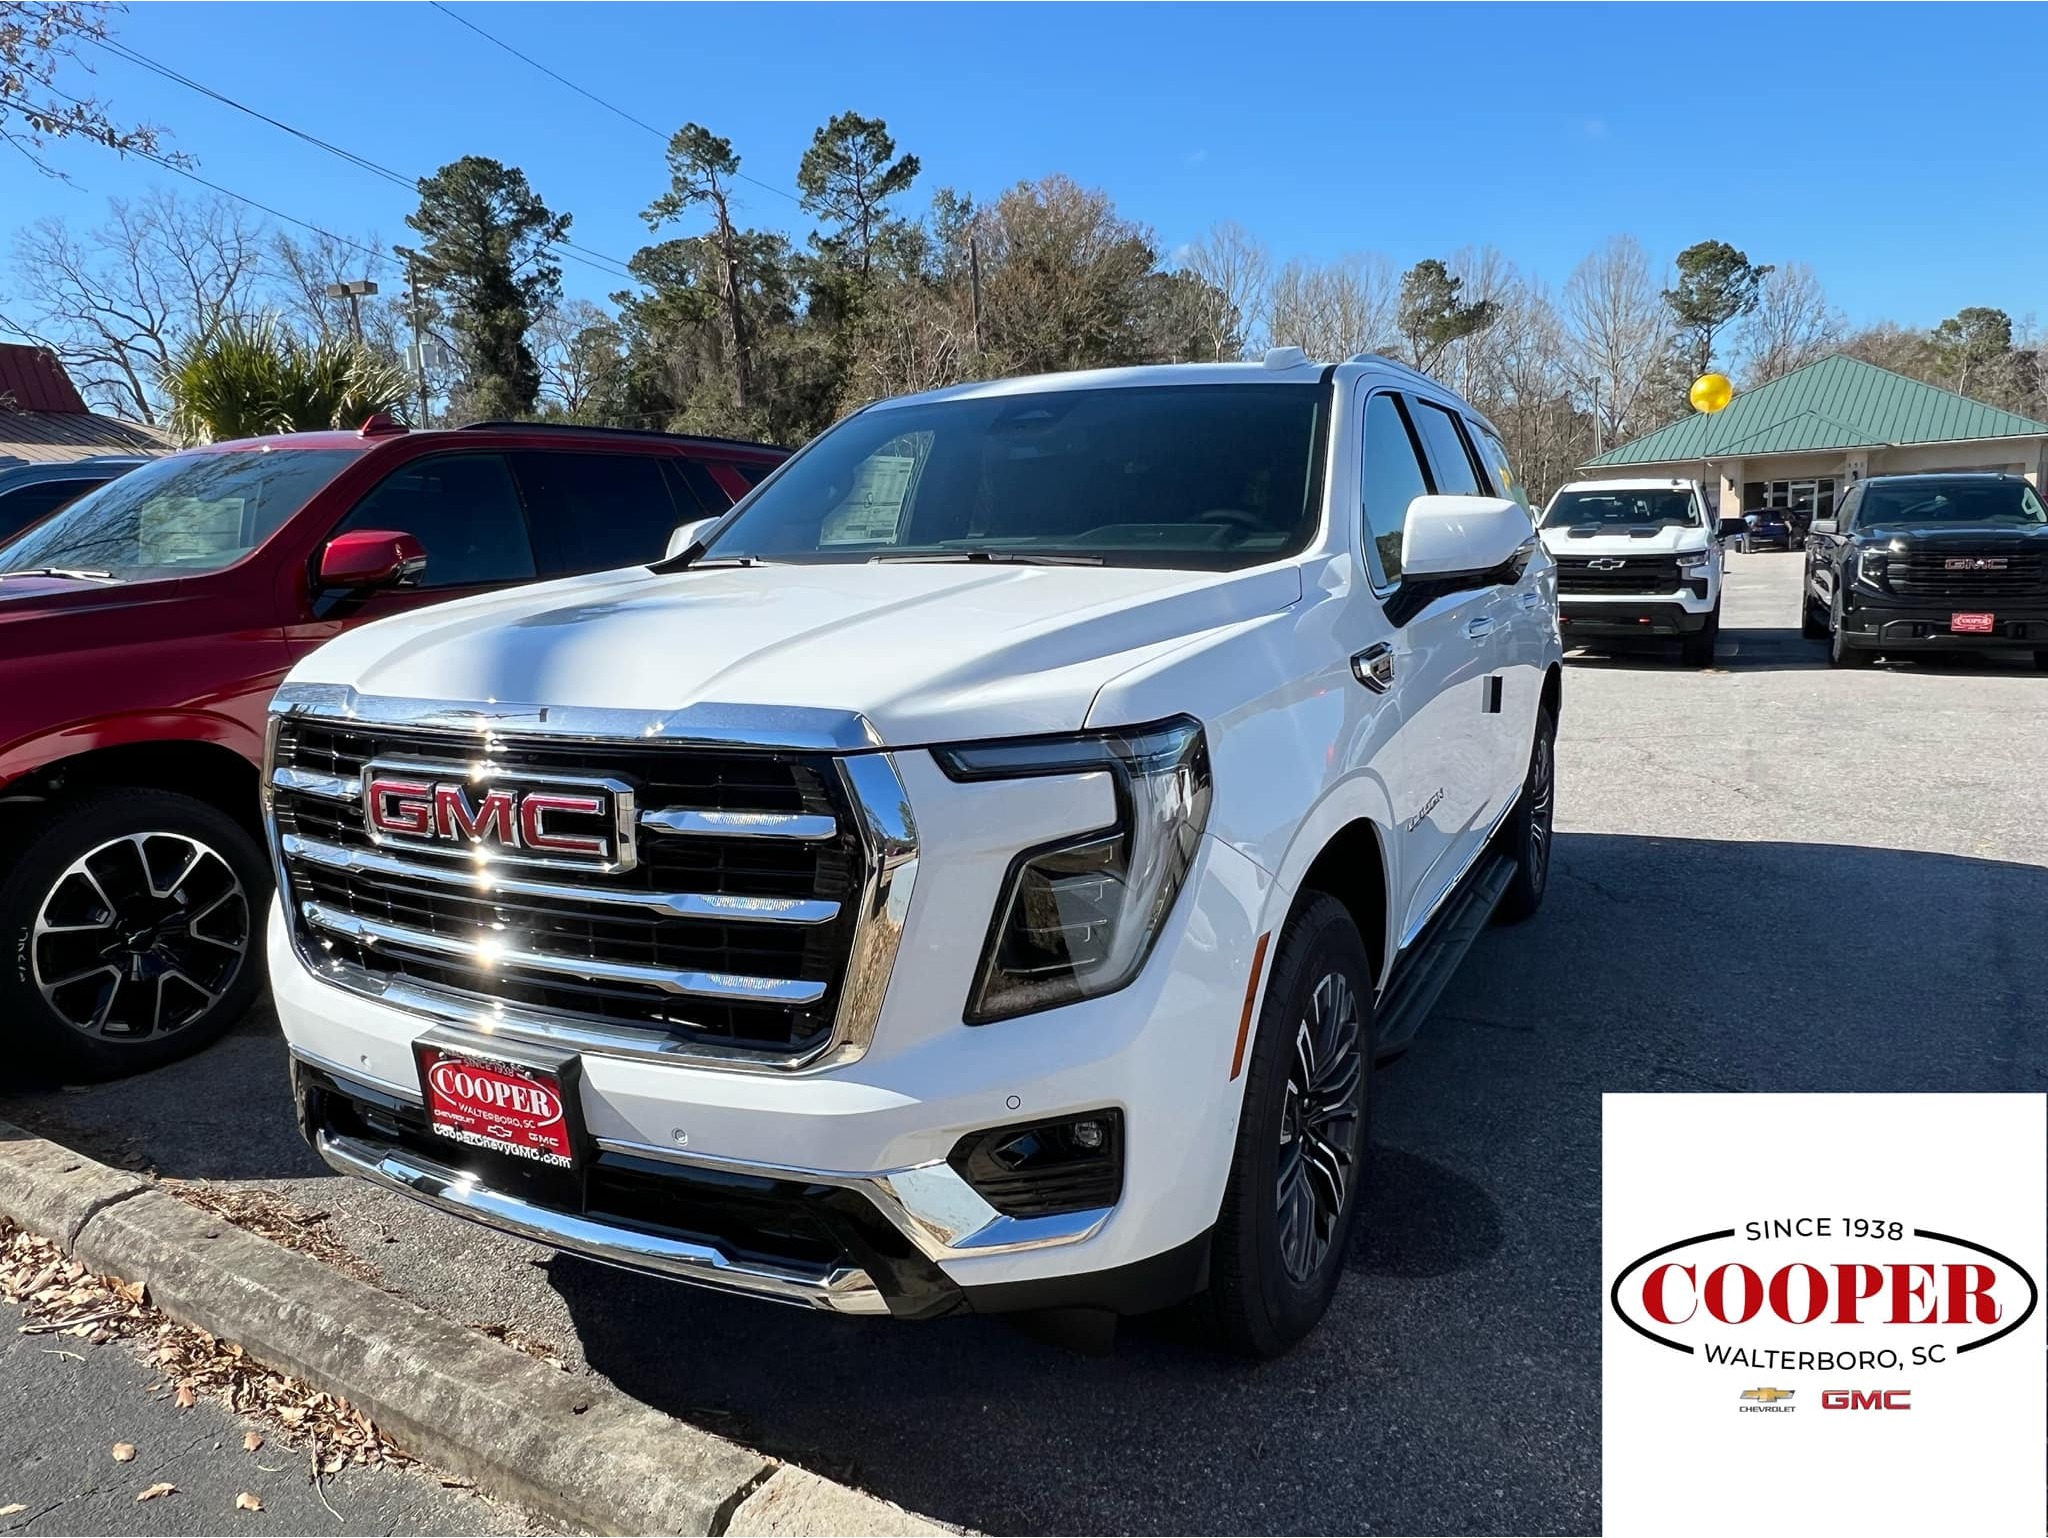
<box><xmin>0</xmin><ymin>419</ymin><xmax>785</xmax><ymax>1078</ymax></box>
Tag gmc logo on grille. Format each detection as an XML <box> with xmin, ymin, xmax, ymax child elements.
<box><xmin>1945</xmin><ymin>557</ymin><xmax>2008</xmax><ymax>571</ymax></box>
<box><xmin>362</xmin><ymin>763</ymin><xmax>634</xmax><ymax>870</ymax></box>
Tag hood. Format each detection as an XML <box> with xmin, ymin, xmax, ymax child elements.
<box><xmin>1538</xmin><ymin>523</ymin><xmax>1709</xmax><ymax>556</ymax></box>
<box><xmin>1854</xmin><ymin>523</ymin><xmax>2048</xmax><ymax>549</ymax></box>
<box><xmin>290</xmin><ymin>560</ymin><xmax>1305</xmax><ymax>746</ymax></box>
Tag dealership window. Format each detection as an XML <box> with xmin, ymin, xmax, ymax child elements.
<box><xmin>1758</xmin><ymin>477</ymin><xmax>1837</xmax><ymax>520</ymax></box>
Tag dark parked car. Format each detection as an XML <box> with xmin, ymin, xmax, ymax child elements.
<box><xmin>1801</xmin><ymin>472</ymin><xmax>2048</xmax><ymax>668</ymax></box>
<box><xmin>1742</xmin><ymin>508</ymin><xmax>1796</xmax><ymax>551</ymax></box>
<box><xmin>0</xmin><ymin>455</ymin><xmax>154</xmax><ymax>543</ymax></box>
<box><xmin>0</xmin><ymin>418</ymin><xmax>787</xmax><ymax>1078</ymax></box>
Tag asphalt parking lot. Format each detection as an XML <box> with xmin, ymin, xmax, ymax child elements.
<box><xmin>5</xmin><ymin>550</ymin><xmax>2044</xmax><ymax>1536</ymax></box>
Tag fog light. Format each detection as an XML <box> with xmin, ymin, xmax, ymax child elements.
<box><xmin>1071</xmin><ymin>1119</ymin><xmax>1105</xmax><ymax>1151</ymax></box>
<box><xmin>949</xmin><ymin>1110</ymin><xmax>1124</xmax><ymax>1218</ymax></box>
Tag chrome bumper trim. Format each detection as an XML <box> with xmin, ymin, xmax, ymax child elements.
<box><xmin>271</xmin><ymin>767</ymin><xmax>359</xmax><ymax>801</ymax></box>
<box><xmin>313</xmin><ymin>1129</ymin><xmax>889</xmax><ymax>1314</ymax></box>
<box><xmin>280</xmin><ymin>834</ymin><xmax>839</xmax><ymax>924</ymax></box>
<box><xmin>299</xmin><ymin>901</ymin><xmax>828</xmax><ymax>1005</ymax></box>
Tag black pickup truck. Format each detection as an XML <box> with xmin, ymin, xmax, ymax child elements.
<box><xmin>1801</xmin><ymin>472</ymin><xmax>2048</xmax><ymax>669</ymax></box>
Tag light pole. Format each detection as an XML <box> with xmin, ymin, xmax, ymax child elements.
<box><xmin>323</xmin><ymin>279</ymin><xmax>379</xmax><ymax>346</ymax></box>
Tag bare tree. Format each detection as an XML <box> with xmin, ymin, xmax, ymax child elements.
<box><xmin>1563</xmin><ymin>235</ymin><xmax>1674</xmax><ymax>451</ymax></box>
<box><xmin>1265</xmin><ymin>252</ymin><xmax>1399</xmax><ymax>361</ymax></box>
<box><xmin>1737</xmin><ymin>262</ymin><xmax>1841</xmax><ymax>385</ymax></box>
<box><xmin>1181</xmin><ymin>220</ymin><xmax>1268</xmax><ymax>360</ymax></box>
<box><xmin>532</xmin><ymin>298</ymin><xmax>624</xmax><ymax>416</ymax></box>
<box><xmin>973</xmin><ymin>175</ymin><xmax>1159</xmax><ymax>375</ymax></box>
<box><xmin>8</xmin><ymin>189</ymin><xmax>264</xmax><ymax>421</ymax></box>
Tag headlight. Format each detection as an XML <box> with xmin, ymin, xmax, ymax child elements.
<box><xmin>933</xmin><ymin>716</ymin><xmax>1212</xmax><ymax>1023</ymax></box>
<box><xmin>1676</xmin><ymin>549</ymin><xmax>1712</xmax><ymax>572</ymax></box>
<box><xmin>1855</xmin><ymin>547</ymin><xmax>1891</xmax><ymax>587</ymax></box>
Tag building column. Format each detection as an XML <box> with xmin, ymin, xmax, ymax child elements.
<box><xmin>1844</xmin><ymin>450</ymin><xmax>1870</xmax><ymax>487</ymax></box>
<box><xmin>1717</xmin><ymin>458</ymin><xmax>1744</xmax><ymax>518</ymax></box>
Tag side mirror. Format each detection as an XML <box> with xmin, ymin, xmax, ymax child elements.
<box><xmin>319</xmin><ymin>529</ymin><xmax>426</xmax><ymax>590</ymax></box>
<box><xmin>1810</xmin><ymin>518</ymin><xmax>1838</xmax><ymax>537</ymax></box>
<box><xmin>1401</xmin><ymin>494</ymin><xmax>1532</xmax><ymax>579</ymax></box>
<box><xmin>1717</xmin><ymin>517</ymin><xmax>1748</xmax><ymax>540</ymax></box>
<box><xmin>665</xmin><ymin>517</ymin><xmax>718</xmax><ymax>561</ymax></box>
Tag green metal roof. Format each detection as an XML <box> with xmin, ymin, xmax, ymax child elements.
<box><xmin>1585</xmin><ymin>354</ymin><xmax>2048</xmax><ymax>468</ymax></box>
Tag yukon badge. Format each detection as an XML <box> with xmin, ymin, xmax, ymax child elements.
<box><xmin>361</xmin><ymin>762</ymin><xmax>636</xmax><ymax>872</ymax></box>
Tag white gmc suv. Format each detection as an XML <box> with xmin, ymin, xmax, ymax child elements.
<box><xmin>265</xmin><ymin>351</ymin><xmax>1562</xmax><ymax>1356</ymax></box>
<box><xmin>1541</xmin><ymin>477</ymin><xmax>1742</xmax><ymax>666</ymax></box>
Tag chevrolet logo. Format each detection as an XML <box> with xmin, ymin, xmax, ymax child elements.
<box><xmin>1740</xmin><ymin>1387</ymin><xmax>1795</xmax><ymax>1403</ymax></box>
<box><xmin>1588</xmin><ymin>557</ymin><xmax>1626</xmax><ymax>571</ymax></box>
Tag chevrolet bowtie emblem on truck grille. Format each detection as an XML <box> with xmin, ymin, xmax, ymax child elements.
<box><xmin>1588</xmin><ymin>557</ymin><xmax>1626</xmax><ymax>571</ymax></box>
<box><xmin>1945</xmin><ymin>557</ymin><xmax>2007</xmax><ymax>570</ymax></box>
<box><xmin>1740</xmin><ymin>1387</ymin><xmax>1795</xmax><ymax>1403</ymax></box>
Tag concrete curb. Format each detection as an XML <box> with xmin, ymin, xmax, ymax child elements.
<box><xmin>0</xmin><ymin>1119</ymin><xmax>950</xmax><ymax>1537</ymax></box>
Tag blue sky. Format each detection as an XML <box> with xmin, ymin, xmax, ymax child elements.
<box><xmin>7</xmin><ymin>2</ymin><xmax>2041</xmax><ymax>330</ymax></box>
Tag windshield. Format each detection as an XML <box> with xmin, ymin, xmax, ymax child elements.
<box><xmin>0</xmin><ymin>448</ymin><xmax>357</xmax><ymax>581</ymax></box>
<box><xmin>1857</xmin><ymin>481</ymin><xmax>2048</xmax><ymax>530</ymax></box>
<box><xmin>1543</xmin><ymin>488</ymin><xmax>1699</xmax><ymax>530</ymax></box>
<box><xmin>698</xmin><ymin>383</ymin><xmax>1329</xmax><ymax>569</ymax></box>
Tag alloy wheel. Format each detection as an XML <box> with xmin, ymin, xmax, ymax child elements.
<box><xmin>30</xmin><ymin>833</ymin><xmax>250</xmax><ymax>1040</ymax></box>
<box><xmin>1276</xmin><ymin>970</ymin><xmax>1364</xmax><ymax>1283</ymax></box>
<box><xmin>1526</xmin><ymin>729</ymin><xmax>1554</xmax><ymax>893</ymax></box>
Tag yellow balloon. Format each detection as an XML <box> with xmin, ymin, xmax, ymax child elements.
<box><xmin>1690</xmin><ymin>373</ymin><xmax>1734</xmax><ymax>414</ymax></box>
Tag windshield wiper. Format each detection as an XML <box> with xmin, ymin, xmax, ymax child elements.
<box><xmin>0</xmin><ymin>567</ymin><xmax>120</xmax><ymax>582</ymax></box>
<box><xmin>871</xmin><ymin>550</ymin><xmax>1106</xmax><ymax>566</ymax></box>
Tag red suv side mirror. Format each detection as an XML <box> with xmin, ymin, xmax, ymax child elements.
<box><xmin>318</xmin><ymin>530</ymin><xmax>427</xmax><ymax>590</ymax></box>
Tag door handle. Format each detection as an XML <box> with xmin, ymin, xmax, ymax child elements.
<box><xmin>1465</xmin><ymin>617</ymin><xmax>1497</xmax><ymax>640</ymax></box>
<box><xmin>1351</xmin><ymin>643</ymin><xmax>1395</xmax><ymax>693</ymax></box>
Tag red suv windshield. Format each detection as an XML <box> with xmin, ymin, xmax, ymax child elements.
<box><xmin>0</xmin><ymin>449</ymin><xmax>357</xmax><ymax>582</ymax></box>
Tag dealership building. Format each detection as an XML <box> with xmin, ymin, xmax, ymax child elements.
<box><xmin>1582</xmin><ymin>353</ymin><xmax>2048</xmax><ymax>524</ymax></box>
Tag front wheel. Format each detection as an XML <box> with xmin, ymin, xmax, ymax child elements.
<box><xmin>1493</xmin><ymin>705</ymin><xmax>1556</xmax><ymax>924</ymax></box>
<box><xmin>1828</xmin><ymin>601</ymin><xmax>1874</xmax><ymax>668</ymax></box>
<box><xmin>1800</xmin><ymin>588</ymin><xmax>1829</xmax><ymax>639</ymax></box>
<box><xmin>1203</xmin><ymin>894</ymin><xmax>1374</xmax><ymax>1359</ymax></box>
<box><xmin>1680</xmin><ymin>604</ymin><xmax>1721</xmax><ymax>667</ymax></box>
<box><xmin>0</xmin><ymin>790</ymin><xmax>269</xmax><ymax>1080</ymax></box>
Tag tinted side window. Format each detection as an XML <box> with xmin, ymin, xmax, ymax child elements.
<box><xmin>0</xmin><ymin>477</ymin><xmax>108</xmax><ymax>540</ymax></box>
<box><xmin>1834</xmin><ymin>489</ymin><xmax>1860</xmax><ymax>531</ymax></box>
<box><xmin>1471</xmin><ymin>426</ymin><xmax>1529</xmax><ymax>511</ymax></box>
<box><xmin>728</xmin><ymin>461</ymin><xmax>774</xmax><ymax>488</ymax></box>
<box><xmin>511</xmin><ymin>451</ymin><xmax>681</xmax><ymax>576</ymax></box>
<box><xmin>670</xmin><ymin>459</ymin><xmax>733</xmax><ymax>519</ymax></box>
<box><xmin>1408</xmin><ymin>400</ymin><xmax>1486</xmax><ymax>497</ymax></box>
<box><xmin>1361</xmin><ymin>394</ymin><xmax>1431</xmax><ymax>586</ymax></box>
<box><xmin>336</xmin><ymin>453</ymin><xmax>535</xmax><ymax>589</ymax></box>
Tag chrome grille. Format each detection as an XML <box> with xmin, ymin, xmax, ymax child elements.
<box><xmin>268</xmin><ymin>716</ymin><xmax>872</xmax><ymax>1064</ymax></box>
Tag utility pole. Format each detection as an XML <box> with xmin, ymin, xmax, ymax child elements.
<box><xmin>407</xmin><ymin>261</ymin><xmax>429</xmax><ymax>428</ymax></box>
<box><xmin>968</xmin><ymin>234</ymin><xmax>984</xmax><ymax>355</ymax></box>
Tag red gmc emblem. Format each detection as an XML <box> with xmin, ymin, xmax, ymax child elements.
<box><xmin>362</xmin><ymin>763</ymin><xmax>632</xmax><ymax>870</ymax></box>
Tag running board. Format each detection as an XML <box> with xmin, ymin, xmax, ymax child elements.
<box><xmin>1374</xmin><ymin>852</ymin><xmax>1516</xmax><ymax>1059</ymax></box>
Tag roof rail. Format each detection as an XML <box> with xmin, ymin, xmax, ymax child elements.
<box><xmin>1348</xmin><ymin>352</ymin><xmax>1440</xmax><ymax>386</ymax></box>
<box><xmin>454</xmin><ymin>420</ymin><xmax>785</xmax><ymax>454</ymax></box>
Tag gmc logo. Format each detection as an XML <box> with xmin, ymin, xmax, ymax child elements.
<box><xmin>1822</xmin><ymin>1390</ymin><xmax>1911</xmax><ymax>1410</ymax></box>
<box><xmin>363</xmin><ymin>763</ymin><xmax>631</xmax><ymax>870</ymax></box>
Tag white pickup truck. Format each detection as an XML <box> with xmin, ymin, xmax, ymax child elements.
<box><xmin>264</xmin><ymin>350</ymin><xmax>1562</xmax><ymax>1356</ymax></box>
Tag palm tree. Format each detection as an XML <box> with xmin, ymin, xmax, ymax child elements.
<box><xmin>161</xmin><ymin>316</ymin><xmax>414</xmax><ymax>444</ymax></box>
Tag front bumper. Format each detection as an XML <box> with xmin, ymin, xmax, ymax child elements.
<box><xmin>1559</xmin><ymin>600</ymin><xmax>1711</xmax><ymax>636</ymax></box>
<box><xmin>269</xmin><ymin>754</ymin><xmax>1272</xmax><ymax>1316</ymax></box>
<box><xmin>1838</xmin><ymin>592</ymin><xmax>2048</xmax><ymax>651</ymax></box>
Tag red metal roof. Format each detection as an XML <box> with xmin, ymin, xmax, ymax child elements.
<box><xmin>0</xmin><ymin>344</ymin><xmax>89</xmax><ymax>414</ymax></box>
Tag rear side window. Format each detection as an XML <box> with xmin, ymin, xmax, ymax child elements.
<box><xmin>1471</xmin><ymin>426</ymin><xmax>1529</xmax><ymax>511</ymax></box>
<box><xmin>1407</xmin><ymin>399</ymin><xmax>1486</xmax><ymax>497</ymax></box>
<box><xmin>511</xmin><ymin>451</ymin><xmax>682</xmax><ymax>576</ymax></box>
<box><xmin>668</xmin><ymin>459</ymin><xmax>733</xmax><ymax>519</ymax></box>
<box><xmin>0</xmin><ymin>477</ymin><xmax>108</xmax><ymax>540</ymax></box>
<box><xmin>1360</xmin><ymin>394</ymin><xmax>1431</xmax><ymax>586</ymax></box>
<box><xmin>728</xmin><ymin>461</ymin><xmax>774</xmax><ymax>488</ymax></box>
<box><xmin>336</xmin><ymin>453</ymin><xmax>536</xmax><ymax>589</ymax></box>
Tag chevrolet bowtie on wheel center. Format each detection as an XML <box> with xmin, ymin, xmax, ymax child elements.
<box><xmin>269</xmin><ymin>351</ymin><xmax>1563</xmax><ymax>1356</ymax></box>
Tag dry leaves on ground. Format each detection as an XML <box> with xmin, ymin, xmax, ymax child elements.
<box><xmin>1</xmin><ymin>1220</ymin><xmax>410</xmax><ymax>1475</ymax></box>
<box><xmin>0</xmin><ymin>1504</ymin><xmax>27</xmax><ymax>1517</ymax></box>
<box><xmin>469</xmin><ymin>1318</ymin><xmax>564</xmax><ymax>1369</ymax></box>
<box><xmin>244</xmin><ymin>1431</ymin><xmax>264</xmax><ymax>1453</ymax></box>
<box><xmin>135</xmin><ymin>1482</ymin><xmax>176</xmax><ymax>1502</ymax></box>
<box><xmin>235</xmin><ymin>1491</ymin><xmax>264</xmax><ymax>1512</ymax></box>
<box><xmin>111</xmin><ymin>1442</ymin><xmax>136</xmax><ymax>1462</ymax></box>
<box><xmin>162</xmin><ymin>1180</ymin><xmax>378</xmax><ymax>1284</ymax></box>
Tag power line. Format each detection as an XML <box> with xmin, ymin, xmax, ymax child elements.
<box><xmin>425</xmin><ymin>0</ymin><xmax>806</xmax><ymax>210</ymax></box>
<box><xmin>81</xmin><ymin>33</ymin><xmax>642</xmax><ymax>283</ymax></box>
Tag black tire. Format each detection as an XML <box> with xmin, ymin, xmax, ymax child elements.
<box><xmin>1493</xmin><ymin>705</ymin><xmax>1556</xmax><ymax>925</ymax></box>
<box><xmin>1203</xmin><ymin>894</ymin><xmax>1374</xmax><ymax>1359</ymax></box>
<box><xmin>1800</xmin><ymin>589</ymin><xmax>1829</xmax><ymax>640</ymax></box>
<box><xmin>1680</xmin><ymin>604</ymin><xmax>1721</xmax><ymax>667</ymax></box>
<box><xmin>0</xmin><ymin>790</ymin><xmax>269</xmax><ymax>1081</ymax></box>
<box><xmin>1828</xmin><ymin>600</ymin><xmax>1874</xmax><ymax>668</ymax></box>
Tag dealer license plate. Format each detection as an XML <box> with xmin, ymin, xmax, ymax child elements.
<box><xmin>415</xmin><ymin>1043</ymin><xmax>577</xmax><ymax>1168</ymax></box>
<box><xmin>1951</xmin><ymin>612</ymin><xmax>1996</xmax><ymax>634</ymax></box>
